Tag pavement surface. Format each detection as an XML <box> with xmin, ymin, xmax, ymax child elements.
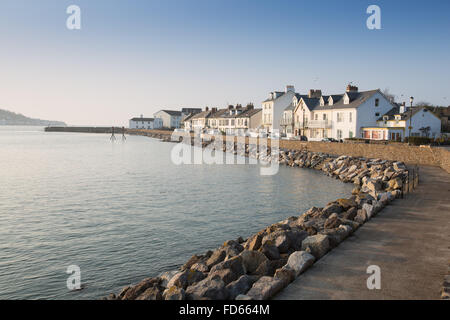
<box><xmin>275</xmin><ymin>166</ymin><xmax>450</xmax><ymax>300</ymax></box>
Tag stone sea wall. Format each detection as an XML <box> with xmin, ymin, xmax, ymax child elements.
<box><xmin>104</xmin><ymin>137</ymin><xmax>410</xmax><ymax>300</ymax></box>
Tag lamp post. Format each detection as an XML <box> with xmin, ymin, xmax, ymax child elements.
<box><xmin>408</xmin><ymin>96</ymin><xmax>414</xmax><ymax>143</ymax></box>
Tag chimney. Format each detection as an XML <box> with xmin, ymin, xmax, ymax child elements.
<box><xmin>228</xmin><ymin>105</ymin><xmax>234</xmax><ymax>110</ymax></box>
<box><xmin>246</xmin><ymin>103</ymin><xmax>254</xmax><ymax>110</ymax></box>
<box><xmin>308</xmin><ymin>89</ymin><xmax>322</xmax><ymax>99</ymax></box>
<box><xmin>399</xmin><ymin>102</ymin><xmax>406</xmax><ymax>114</ymax></box>
<box><xmin>286</xmin><ymin>85</ymin><xmax>295</xmax><ymax>93</ymax></box>
<box><xmin>211</xmin><ymin>107</ymin><xmax>218</xmax><ymax>113</ymax></box>
<box><xmin>205</xmin><ymin>106</ymin><xmax>209</xmax><ymax>111</ymax></box>
<box><xmin>346</xmin><ymin>84</ymin><xmax>358</xmax><ymax>92</ymax></box>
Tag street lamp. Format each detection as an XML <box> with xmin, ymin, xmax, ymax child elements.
<box><xmin>408</xmin><ymin>96</ymin><xmax>414</xmax><ymax>142</ymax></box>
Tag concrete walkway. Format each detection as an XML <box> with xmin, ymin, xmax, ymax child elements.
<box><xmin>275</xmin><ymin>166</ymin><xmax>450</xmax><ymax>300</ymax></box>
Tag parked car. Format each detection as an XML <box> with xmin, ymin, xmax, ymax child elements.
<box><xmin>322</xmin><ymin>137</ymin><xmax>338</xmax><ymax>142</ymax></box>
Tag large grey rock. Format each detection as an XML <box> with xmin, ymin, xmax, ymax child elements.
<box><xmin>225</xmin><ymin>275</ymin><xmax>258</xmax><ymax>300</ymax></box>
<box><xmin>235</xmin><ymin>294</ymin><xmax>253</xmax><ymax>300</ymax></box>
<box><xmin>260</xmin><ymin>242</ymin><xmax>280</xmax><ymax>260</ymax></box>
<box><xmin>366</xmin><ymin>179</ymin><xmax>383</xmax><ymax>192</ymax></box>
<box><xmin>244</xmin><ymin>233</ymin><xmax>265</xmax><ymax>251</ymax></box>
<box><xmin>252</xmin><ymin>260</ymin><xmax>273</xmax><ymax>277</ymax></box>
<box><xmin>362</xmin><ymin>203</ymin><xmax>374</xmax><ymax>219</ymax></box>
<box><xmin>246</xmin><ymin>276</ymin><xmax>285</xmax><ymax>300</ymax></box>
<box><xmin>286</xmin><ymin>229</ymin><xmax>308</xmax><ymax>251</ymax></box>
<box><xmin>284</xmin><ymin>251</ymin><xmax>315</xmax><ymax>277</ymax></box>
<box><xmin>262</xmin><ymin>230</ymin><xmax>290</xmax><ymax>253</ymax></box>
<box><xmin>121</xmin><ymin>277</ymin><xmax>162</xmax><ymax>300</ymax></box>
<box><xmin>181</xmin><ymin>254</ymin><xmax>203</xmax><ymax>271</ymax></box>
<box><xmin>322</xmin><ymin>203</ymin><xmax>343</xmax><ymax>216</ymax></box>
<box><xmin>208</xmin><ymin>256</ymin><xmax>246</xmax><ymax>284</ymax></box>
<box><xmin>136</xmin><ymin>286</ymin><xmax>163</xmax><ymax>300</ymax></box>
<box><xmin>190</xmin><ymin>262</ymin><xmax>208</xmax><ymax>273</ymax></box>
<box><xmin>388</xmin><ymin>178</ymin><xmax>403</xmax><ymax>190</ymax></box>
<box><xmin>301</xmin><ymin>235</ymin><xmax>330</xmax><ymax>259</ymax></box>
<box><xmin>163</xmin><ymin>286</ymin><xmax>185</xmax><ymax>300</ymax></box>
<box><xmin>342</xmin><ymin>207</ymin><xmax>357</xmax><ymax>220</ymax></box>
<box><xmin>206</xmin><ymin>249</ymin><xmax>226</xmax><ymax>269</ymax></box>
<box><xmin>185</xmin><ymin>275</ymin><xmax>228</xmax><ymax>300</ymax></box>
<box><xmin>273</xmin><ymin>267</ymin><xmax>296</xmax><ymax>286</ymax></box>
<box><xmin>354</xmin><ymin>209</ymin><xmax>368</xmax><ymax>224</ymax></box>
<box><xmin>239</xmin><ymin>250</ymin><xmax>269</xmax><ymax>274</ymax></box>
<box><xmin>324</xmin><ymin>213</ymin><xmax>341</xmax><ymax>229</ymax></box>
<box><xmin>167</xmin><ymin>269</ymin><xmax>206</xmax><ymax>290</ymax></box>
<box><xmin>319</xmin><ymin>225</ymin><xmax>352</xmax><ymax>248</ymax></box>
<box><xmin>159</xmin><ymin>270</ymin><xmax>179</xmax><ymax>288</ymax></box>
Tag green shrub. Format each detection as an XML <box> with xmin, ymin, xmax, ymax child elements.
<box><xmin>403</xmin><ymin>136</ymin><xmax>435</xmax><ymax>145</ymax></box>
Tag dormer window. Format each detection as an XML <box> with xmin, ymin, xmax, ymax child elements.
<box><xmin>343</xmin><ymin>95</ymin><xmax>350</xmax><ymax>104</ymax></box>
<box><xmin>328</xmin><ymin>97</ymin><xmax>333</xmax><ymax>105</ymax></box>
<box><xmin>383</xmin><ymin>116</ymin><xmax>389</xmax><ymax>121</ymax></box>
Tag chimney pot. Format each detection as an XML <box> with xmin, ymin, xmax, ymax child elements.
<box><xmin>346</xmin><ymin>84</ymin><xmax>358</xmax><ymax>92</ymax></box>
<box><xmin>308</xmin><ymin>89</ymin><xmax>322</xmax><ymax>99</ymax></box>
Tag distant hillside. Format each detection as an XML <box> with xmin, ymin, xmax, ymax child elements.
<box><xmin>0</xmin><ymin>109</ymin><xmax>66</xmax><ymax>126</ymax></box>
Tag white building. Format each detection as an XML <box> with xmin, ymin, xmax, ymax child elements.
<box><xmin>262</xmin><ymin>85</ymin><xmax>297</xmax><ymax>133</ymax></box>
<box><xmin>362</xmin><ymin>105</ymin><xmax>442</xmax><ymax>141</ymax></box>
<box><xmin>129</xmin><ymin>115</ymin><xmax>162</xmax><ymax>129</ymax></box>
<box><xmin>187</xmin><ymin>105</ymin><xmax>262</xmax><ymax>134</ymax></box>
<box><xmin>293</xmin><ymin>85</ymin><xmax>396</xmax><ymax>141</ymax></box>
<box><xmin>153</xmin><ymin>110</ymin><xmax>183</xmax><ymax>129</ymax></box>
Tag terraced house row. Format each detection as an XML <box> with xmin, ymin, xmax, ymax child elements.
<box><xmin>130</xmin><ymin>83</ymin><xmax>442</xmax><ymax>141</ymax></box>
<box><xmin>183</xmin><ymin>104</ymin><xmax>262</xmax><ymax>134</ymax></box>
<box><xmin>269</xmin><ymin>84</ymin><xmax>441</xmax><ymax>141</ymax></box>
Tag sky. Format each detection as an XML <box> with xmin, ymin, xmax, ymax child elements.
<box><xmin>0</xmin><ymin>0</ymin><xmax>449</xmax><ymax>126</ymax></box>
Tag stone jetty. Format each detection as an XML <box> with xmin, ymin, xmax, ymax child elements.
<box><xmin>104</xmin><ymin>137</ymin><xmax>410</xmax><ymax>300</ymax></box>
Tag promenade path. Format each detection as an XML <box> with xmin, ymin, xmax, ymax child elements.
<box><xmin>275</xmin><ymin>166</ymin><xmax>450</xmax><ymax>300</ymax></box>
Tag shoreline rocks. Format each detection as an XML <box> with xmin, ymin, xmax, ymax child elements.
<box><xmin>105</xmin><ymin>139</ymin><xmax>410</xmax><ymax>301</ymax></box>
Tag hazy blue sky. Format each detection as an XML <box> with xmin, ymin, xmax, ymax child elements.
<box><xmin>0</xmin><ymin>0</ymin><xmax>449</xmax><ymax>125</ymax></box>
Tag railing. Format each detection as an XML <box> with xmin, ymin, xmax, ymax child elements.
<box><xmin>280</xmin><ymin>118</ymin><xmax>294</xmax><ymax>126</ymax></box>
<box><xmin>400</xmin><ymin>166</ymin><xmax>419</xmax><ymax>198</ymax></box>
<box><xmin>294</xmin><ymin>120</ymin><xmax>333</xmax><ymax>129</ymax></box>
<box><xmin>308</xmin><ymin>120</ymin><xmax>333</xmax><ymax>128</ymax></box>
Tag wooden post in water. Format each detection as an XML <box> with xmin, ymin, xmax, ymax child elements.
<box><xmin>110</xmin><ymin>126</ymin><xmax>116</xmax><ymax>141</ymax></box>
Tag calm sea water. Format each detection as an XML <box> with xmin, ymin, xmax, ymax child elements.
<box><xmin>0</xmin><ymin>126</ymin><xmax>352</xmax><ymax>299</ymax></box>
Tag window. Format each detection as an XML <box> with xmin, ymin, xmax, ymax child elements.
<box><xmin>337</xmin><ymin>112</ymin><xmax>344</xmax><ymax>122</ymax></box>
<box><xmin>375</xmin><ymin>98</ymin><xmax>379</xmax><ymax>107</ymax></box>
<box><xmin>375</xmin><ymin>112</ymin><xmax>380</xmax><ymax>117</ymax></box>
<box><xmin>349</xmin><ymin>131</ymin><xmax>353</xmax><ymax>138</ymax></box>
<box><xmin>323</xmin><ymin>114</ymin><xmax>327</xmax><ymax>120</ymax></box>
<box><xmin>349</xmin><ymin>112</ymin><xmax>352</xmax><ymax>123</ymax></box>
<box><xmin>314</xmin><ymin>114</ymin><xmax>318</xmax><ymax>120</ymax></box>
<box><xmin>337</xmin><ymin>129</ymin><xmax>343</xmax><ymax>139</ymax></box>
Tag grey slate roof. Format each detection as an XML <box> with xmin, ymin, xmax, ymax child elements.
<box><xmin>378</xmin><ymin>106</ymin><xmax>434</xmax><ymax>121</ymax></box>
<box><xmin>130</xmin><ymin>117</ymin><xmax>154</xmax><ymax>121</ymax></box>
<box><xmin>160</xmin><ymin>110</ymin><xmax>182</xmax><ymax>116</ymax></box>
<box><xmin>311</xmin><ymin>90</ymin><xmax>379</xmax><ymax>111</ymax></box>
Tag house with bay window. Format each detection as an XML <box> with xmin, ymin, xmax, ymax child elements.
<box><xmin>291</xmin><ymin>85</ymin><xmax>396</xmax><ymax>141</ymax></box>
<box><xmin>362</xmin><ymin>104</ymin><xmax>442</xmax><ymax>141</ymax></box>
